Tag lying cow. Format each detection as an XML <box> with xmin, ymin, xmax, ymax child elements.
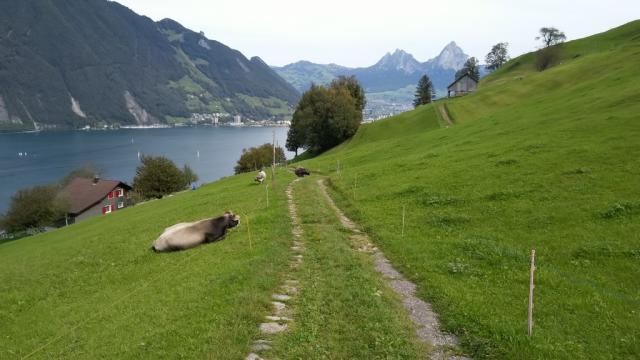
<box><xmin>151</xmin><ymin>212</ymin><xmax>240</xmax><ymax>252</ymax></box>
<box><xmin>295</xmin><ymin>167</ymin><xmax>310</xmax><ymax>177</ymax></box>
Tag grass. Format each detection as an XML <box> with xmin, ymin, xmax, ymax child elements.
<box><xmin>300</xmin><ymin>20</ymin><xmax>640</xmax><ymax>359</ymax></box>
<box><xmin>0</xmin><ymin>170</ymin><xmax>295</xmax><ymax>359</ymax></box>
<box><xmin>266</xmin><ymin>178</ymin><xmax>424</xmax><ymax>358</ymax></box>
<box><xmin>2</xmin><ymin>20</ymin><xmax>639</xmax><ymax>360</ymax></box>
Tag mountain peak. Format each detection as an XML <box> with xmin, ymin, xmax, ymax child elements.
<box><xmin>427</xmin><ymin>41</ymin><xmax>469</xmax><ymax>70</ymax></box>
<box><xmin>374</xmin><ymin>49</ymin><xmax>421</xmax><ymax>74</ymax></box>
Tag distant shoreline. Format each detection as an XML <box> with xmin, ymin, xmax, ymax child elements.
<box><xmin>0</xmin><ymin>123</ymin><xmax>290</xmax><ymax>134</ymax></box>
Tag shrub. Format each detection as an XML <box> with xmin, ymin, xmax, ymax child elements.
<box><xmin>60</xmin><ymin>164</ymin><xmax>103</xmax><ymax>186</ymax></box>
<box><xmin>234</xmin><ymin>143</ymin><xmax>286</xmax><ymax>174</ymax></box>
<box><xmin>536</xmin><ymin>46</ymin><xmax>561</xmax><ymax>71</ymax></box>
<box><xmin>133</xmin><ymin>155</ymin><xmax>188</xmax><ymax>199</ymax></box>
<box><xmin>1</xmin><ymin>185</ymin><xmax>69</xmax><ymax>232</ymax></box>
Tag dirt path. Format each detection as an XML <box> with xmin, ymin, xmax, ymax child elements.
<box><xmin>245</xmin><ymin>179</ymin><xmax>305</xmax><ymax>360</ymax></box>
<box><xmin>438</xmin><ymin>105</ymin><xmax>453</xmax><ymax>126</ymax></box>
<box><xmin>317</xmin><ymin>179</ymin><xmax>470</xmax><ymax>360</ymax></box>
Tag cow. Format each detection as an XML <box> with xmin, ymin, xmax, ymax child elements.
<box><xmin>151</xmin><ymin>212</ymin><xmax>240</xmax><ymax>252</ymax></box>
<box><xmin>294</xmin><ymin>167</ymin><xmax>310</xmax><ymax>177</ymax></box>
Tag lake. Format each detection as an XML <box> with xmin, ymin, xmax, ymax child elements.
<box><xmin>0</xmin><ymin>127</ymin><xmax>292</xmax><ymax>213</ymax></box>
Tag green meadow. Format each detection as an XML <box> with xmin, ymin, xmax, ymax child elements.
<box><xmin>301</xmin><ymin>20</ymin><xmax>640</xmax><ymax>359</ymax></box>
<box><xmin>0</xmin><ymin>172</ymin><xmax>296</xmax><ymax>359</ymax></box>
<box><xmin>1</xmin><ymin>20</ymin><xmax>639</xmax><ymax>360</ymax></box>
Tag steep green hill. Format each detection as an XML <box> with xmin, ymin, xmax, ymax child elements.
<box><xmin>301</xmin><ymin>20</ymin><xmax>640</xmax><ymax>359</ymax></box>
<box><xmin>0</xmin><ymin>0</ymin><xmax>298</xmax><ymax>131</ymax></box>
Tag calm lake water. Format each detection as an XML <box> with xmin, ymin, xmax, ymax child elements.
<box><xmin>0</xmin><ymin>127</ymin><xmax>291</xmax><ymax>213</ymax></box>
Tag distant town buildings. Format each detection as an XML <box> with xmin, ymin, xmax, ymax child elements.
<box><xmin>233</xmin><ymin>115</ymin><xmax>242</xmax><ymax>125</ymax></box>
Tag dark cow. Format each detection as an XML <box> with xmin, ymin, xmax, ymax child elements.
<box><xmin>294</xmin><ymin>167</ymin><xmax>310</xmax><ymax>177</ymax></box>
<box><xmin>151</xmin><ymin>212</ymin><xmax>240</xmax><ymax>252</ymax></box>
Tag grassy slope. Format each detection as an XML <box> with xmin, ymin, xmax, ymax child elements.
<box><xmin>0</xmin><ymin>171</ymin><xmax>295</xmax><ymax>359</ymax></box>
<box><xmin>302</xmin><ymin>21</ymin><xmax>640</xmax><ymax>359</ymax></box>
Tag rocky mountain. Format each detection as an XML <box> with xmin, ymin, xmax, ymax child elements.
<box><xmin>274</xmin><ymin>42</ymin><xmax>474</xmax><ymax>95</ymax></box>
<box><xmin>274</xmin><ymin>42</ymin><xmax>485</xmax><ymax>118</ymax></box>
<box><xmin>0</xmin><ymin>0</ymin><xmax>299</xmax><ymax>132</ymax></box>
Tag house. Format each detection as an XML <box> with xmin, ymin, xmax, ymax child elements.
<box><xmin>447</xmin><ymin>73</ymin><xmax>478</xmax><ymax>97</ymax></box>
<box><xmin>61</xmin><ymin>176</ymin><xmax>132</xmax><ymax>224</ymax></box>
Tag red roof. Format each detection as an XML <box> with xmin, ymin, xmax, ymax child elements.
<box><xmin>62</xmin><ymin>178</ymin><xmax>131</xmax><ymax>215</ymax></box>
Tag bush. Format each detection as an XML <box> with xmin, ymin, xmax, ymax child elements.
<box><xmin>535</xmin><ymin>46</ymin><xmax>561</xmax><ymax>71</ymax></box>
<box><xmin>1</xmin><ymin>185</ymin><xmax>69</xmax><ymax>233</ymax></box>
<box><xmin>133</xmin><ymin>155</ymin><xmax>189</xmax><ymax>199</ymax></box>
<box><xmin>235</xmin><ymin>143</ymin><xmax>286</xmax><ymax>174</ymax></box>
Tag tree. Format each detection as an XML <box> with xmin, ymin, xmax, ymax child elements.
<box><xmin>485</xmin><ymin>42</ymin><xmax>510</xmax><ymax>71</ymax></box>
<box><xmin>1</xmin><ymin>185</ymin><xmax>69</xmax><ymax>233</ymax></box>
<box><xmin>59</xmin><ymin>164</ymin><xmax>103</xmax><ymax>186</ymax></box>
<box><xmin>285</xmin><ymin>79</ymin><xmax>364</xmax><ymax>155</ymax></box>
<box><xmin>235</xmin><ymin>143</ymin><xmax>286</xmax><ymax>174</ymax></box>
<box><xmin>455</xmin><ymin>57</ymin><xmax>480</xmax><ymax>80</ymax></box>
<box><xmin>182</xmin><ymin>164</ymin><xmax>199</xmax><ymax>187</ymax></box>
<box><xmin>413</xmin><ymin>75</ymin><xmax>433</xmax><ymax>108</ymax></box>
<box><xmin>536</xmin><ymin>27</ymin><xmax>566</xmax><ymax>47</ymax></box>
<box><xmin>133</xmin><ymin>155</ymin><xmax>187</xmax><ymax>199</ymax></box>
<box><xmin>329</xmin><ymin>76</ymin><xmax>366</xmax><ymax>112</ymax></box>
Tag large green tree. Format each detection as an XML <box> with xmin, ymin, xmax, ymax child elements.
<box><xmin>455</xmin><ymin>57</ymin><xmax>480</xmax><ymax>80</ymax></box>
<box><xmin>329</xmin><ymin>76</ymin><xmax>367</xmax><ymax>112</ymax></box>
<box><xmin>286</xmin><ymin>79</ymin><xmax>364</xmax><ymax>155</ymax></box>
<box><xmin>485</xmin><ymin>42</ymin><xmax>510</xmax><ymax>71</ymax></box>
<box><xmin>413</xmin><ymin>75</ymin><xmax>434</xmax><ymax>108</ymax></box>
<box><xmin>133</xmin><ymin>156</ymin><xmax>188</xmax><ymax>199</ymax></box>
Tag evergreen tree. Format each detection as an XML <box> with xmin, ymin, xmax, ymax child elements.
<box><xmin>413</xmin><ymin>75</ymin><xmax>433</xmax><ymax>108</ymax></box>
<box><xmin>455</xmin><ymin>57</ymin><xmax>480</xmax><ymax>80</ymax></box>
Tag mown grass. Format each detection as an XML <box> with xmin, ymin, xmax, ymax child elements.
<box><xmin>267</xmin><ymin>177</ymin><xmax>424</xmax><ymax>359</ymax></box>
<box><xmin>0</xmin><ymin>170</ymin><xmax>295</xmax><ymax>359</ymax></box>
<box><xmin>301</xmin><ymin>20</ymin><xmax>640</xmax><ymax>359</ymax></box>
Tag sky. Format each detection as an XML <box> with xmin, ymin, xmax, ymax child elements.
<box><xmin>116</xmin><ymin>0</ymin><xmax>639</xmax><ymax>67</ymax></box>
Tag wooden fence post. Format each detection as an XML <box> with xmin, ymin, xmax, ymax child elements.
<box><xmin>528</xmin><ymin>249</ymin><xmax>536</xmax><ymax>336</ymax></box>
<box><xmin>401</xmin><ymin>205</ymin><xmax>405</xmax><ymax>238</ymax></box>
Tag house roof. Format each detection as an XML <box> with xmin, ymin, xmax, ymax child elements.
<box><xmin>447</xmin><ymin>72</ymin><xmax>479</xmax><ymax>90</ymax></box>
<box><xmin>62</xmin><ymin>178</ymin><xmax>131</xmax><ymax>215</ymax></box>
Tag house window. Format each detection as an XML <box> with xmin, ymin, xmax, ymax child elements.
<box><xmin>108</xmin><ymin>191</ymin><xmax>114</xmax><ymax>199</ymax></box>
<box><xmin>117</xmin><ymin>201</ymin><xmax>125</xmax><ymax>209</ymax></box>
<box><xmin>116</xmin><ymin>188</ymin><xmax>124</xmax><ymax>197</ymax></box>
<box><xmin>102</xmin><ymin>205</ymin><xmax>112</xmax><ymax>215</ymax></box>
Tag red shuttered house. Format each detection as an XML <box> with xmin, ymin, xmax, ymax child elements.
<box><xmin>61</xmin><ymin>176</ymin><xmax>132</xmax><ymax>224</ymax></box>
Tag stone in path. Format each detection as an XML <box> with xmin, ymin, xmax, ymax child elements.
<box><xmin>272</xmin><ymin>294</ymin><xmax>291</xmax><ymax>301</ymax></box>
<box><xmin>260</xmin><ymin>322</ymin><xmax>288</xmax><ymax>334</ymax></box>
<box><xmin>246</xmin><ymin>353</ymin><xmax>264</xmax><ymax>360</ymax></box>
